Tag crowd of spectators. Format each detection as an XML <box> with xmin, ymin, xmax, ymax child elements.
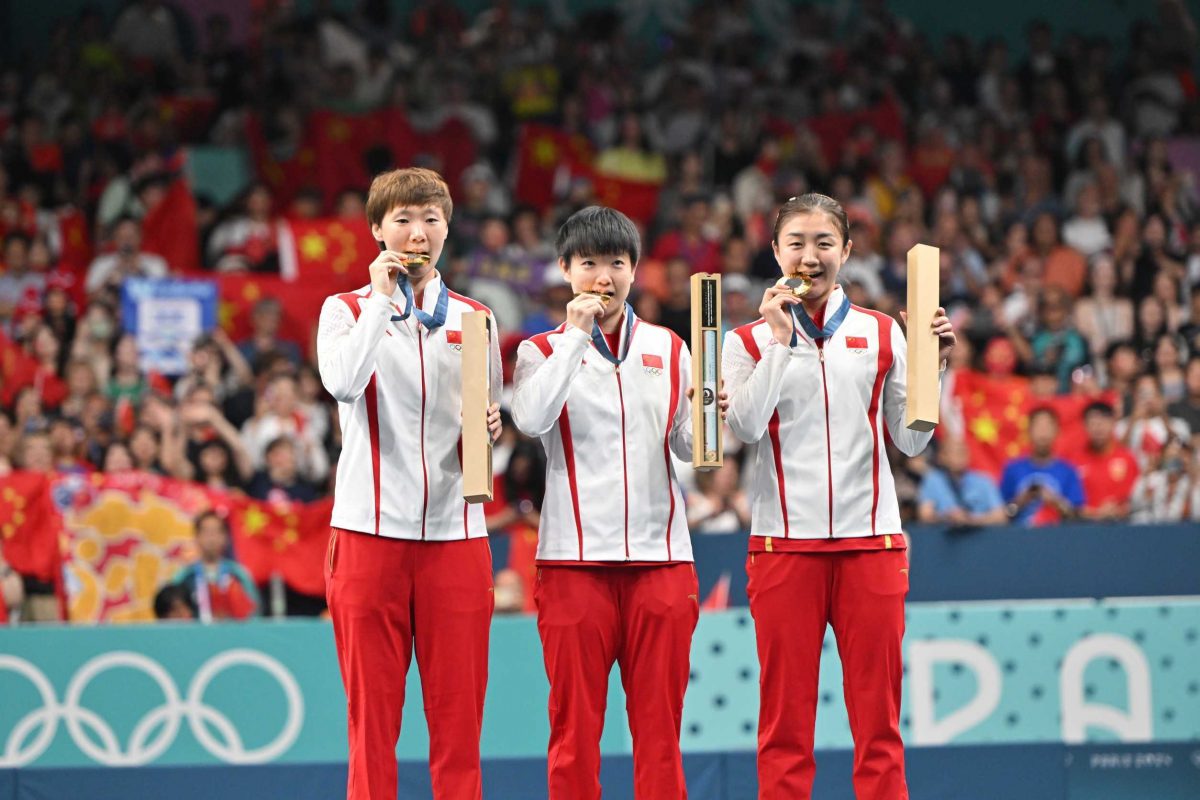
<box><xmin>2</xmin><ymin>0</ymin><xmax>1200</xmax><ymax>622</ymax></box>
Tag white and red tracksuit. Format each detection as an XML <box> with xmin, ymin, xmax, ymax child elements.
<box><xmin>512</xmin><ymin>312</ymin><xmax>699</xmax><ymax>800</ymax></box>
<box><xmin>723</xmin><ymin>286</ymin><xmax>940</xmax><ymax>800</ymax></box>
<box><xmin>317</xmin><ymin>275</ymin><xmax>502</xmax><ymax>800</ymax></box>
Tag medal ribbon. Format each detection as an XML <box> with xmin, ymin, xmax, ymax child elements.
<box><xmin>790</xmin><ymin>293</ymin><xmax>851</xmax><ymax>345</ymax></box>
<box><xmin>590</xmin><ymin>303</ymin><xmax>636</xmax><ymax>366</ymax></box>
<box><xmin>390</xmin><ymin>276</ymin><xmax>449</xmax><ymax>330</ymax></box>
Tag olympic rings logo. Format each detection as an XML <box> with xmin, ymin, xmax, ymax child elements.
<box><xmin>0</xmin><ymin>649</ymin><xmax>304</xmax><ymax>767</ymax></box>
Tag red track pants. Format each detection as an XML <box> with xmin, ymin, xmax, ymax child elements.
<box><xmin>747</xmin><ymin>549</ymin><xmax>909</xmax><ymax>800</ymax></box>
<box><xmin>535</xmin><ymin>563</ymin><xmax>699</xmax><ymax>800</ymax></box>
<box><xmin>325</xmin><ymin>529</ymin><xmax>494</xmax><ymax>800</ymax></box>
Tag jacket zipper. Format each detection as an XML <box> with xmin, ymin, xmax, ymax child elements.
<box><xmin>418</xmin><ymin>328</ymin><xmax>429</xmax><ymax>539</ymax></box>
<box><xmin>616</xmin><ymin>367</ymin><xmax>630</xmax><ymax>559</ymax></box>
<box><xmin>819</xmin><ymin>343</ymin><xmax>834</xmax><ymax>537</ymax></box>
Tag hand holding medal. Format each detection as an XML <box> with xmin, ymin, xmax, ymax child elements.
<box><xmin>566</xmin><ymin>286</ymin><xmax>612</xmax><ymax>333</ymax></box>
<box><xmin>759</xmin><ymin>273</ymin><xmax>812</xmax><ymax>346</ymax></box>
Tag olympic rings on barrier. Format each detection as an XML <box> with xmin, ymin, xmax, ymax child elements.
<box><xmin>0</xmin><ymin>649</ymin><xmax>304</xmax><ymax>767</ymax></box>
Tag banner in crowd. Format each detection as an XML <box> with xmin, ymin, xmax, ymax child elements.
<box><xmin>56</xmin><ymin>207</ymin><xmax>92</xmax><ymax>272</ymax></box>
<box><xmin>206</xmin><ymin>218</ymin><xmax>377</xmax><ymax>359</ymax></box>
<box><xmin>0</xmin><ymin>599</ymin><xmax>1194</xmax><ymax>769</ymax></box>
<box><xmin>121</xmin><ymin>278</ymin><xmax>219</xmax><ymax>376</ymax></box>
<box><xmin>216</xmin><ymin>272</ymin><xmax>343</xmax><ymax>359</ymax></box>
<box><xmin>61</xmin><ymin>472</ymin><xmax>208</xmax><ymax>623</ymax></box>
<box><xmin>0</xmin><ymin>330</ymin><xmax>67</xmax><ymax>408</ymax></box>
<box><xmin>0</xmin><ymin>472</ymin><xmax>63</xmax><ymax>586</ymax></box>
<box><xmin>142</xmin><ymin>178</ymin><xmax>201</xmax><ymax>274</ymax></box>
<box><xmin>512</xmin><ymin>122</ymin><xmax>664</xmax><ymax>224</ymax></box>
<box><xmin>946</xmin><ymin>369</ymin><xmax>1118</xmax><ymax>478</ymax></box>
<box><xmin>799</xmin><ymin>94</ymin><xmax>907</xmax><ymax>166</ymax></box>
<box><xmin>245</xmin><ymin>109</ymin><xmax>478</xmax><ymax>208</ymax></box>
<box><xmin>42</xmin><ymin>471</ymin><xmax>331</xmax><ymax>623</ymax></box>
<box><xmin>225</xmin><ymin>495</ymin><xmax>333</xmax><ymax>598</ymax></box>
<box><xmin>947</xmin><ymin>369</ymin><xmax>1031</xmax><ymax>477</ymax></box>
<box><xmin>275</xmin><ymin>218</ymin><xmax>379</xmax><ymax>284</ymax></box>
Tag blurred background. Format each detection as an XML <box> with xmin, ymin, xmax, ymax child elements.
<box><xmin>0</xmin><ymin>0</ymin><xmax>1198</xmax><ymax>798</ymax></box>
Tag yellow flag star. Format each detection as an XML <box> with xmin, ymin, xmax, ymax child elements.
<box><xmin>243</xmin><ymin>506</ymin><xmax>269</xmax><ymax>536</ymax></box>
<box><xmin>532</xmin><ymin>136</ymin><xmax>558</xmax><ymax>167</ymax></box>
<box><xmin>969</xmin><ymin>412</ymin><xmax>999</xmax><ymax>445</ymax></box>
<box><xmin>300</xmin><ymin>232</ymin><xmax>329</xmax><ymax>261</ymax></box>
<box><xmin>329</xmin><ymin>118</ymin><xmax>351</xmax><ymax>143</ymax></box>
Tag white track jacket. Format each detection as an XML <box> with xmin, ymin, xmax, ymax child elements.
<box><xmin>723</xmin><ymin>286</ymin><xmax>939</xmax><ymax>541</ymax></box>
<box><xmin>511</xmin><ymin>313</ymin><xmax>694</xmax><ymax>562</ymax></box>
<box><xmin>317</xmin><ymin>276</ymin><xmax>501</xmax><ymax>540</ymax></box>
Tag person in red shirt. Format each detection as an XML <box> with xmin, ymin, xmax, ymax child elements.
<box><xmin>1071</xmin><ymin>400</ymin><xmax>1139</xmax><ymax>521</ymax></box>
<box><xmin>649</xmin><ymin>194</ymin><xmax>722</xmax><ymax>275</ymax></box>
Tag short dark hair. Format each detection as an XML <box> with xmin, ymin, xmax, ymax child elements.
<box><xmin>555</xmin><ymin>206</ymin><xmax>641</xmax><ymax>266</ymax></box>
<box><xmin>193</xmin><ymin>509</ymin><xmax>228</xmax><ymax>535</ymax></box>
<box><xmin>1104</xmin><ymin>339</ymin><xmax>1135</xmax><ymax>361</ymax></box>
<box><xmin>265</xmin><ymin>435</ymin><xmax>295</xmax><ymax>456</ymax></box>
<box><xmin>1083</xmin><ymin>400</ymin><xmax>1114</xmax><ymax>418</ymax></box>
<box><xmin>153</xmin><ymin>582</ymin><xmax>197</xmax><ymax>620</ymax></box>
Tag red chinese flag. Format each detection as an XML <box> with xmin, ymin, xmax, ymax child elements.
<box><xmin>229</xmin><ymin>497</ymin><xmax>334</xmax><ymax>596</ymax></box>
<box><xmin>1030</xmin><ymin>391</ymin><xmax>1121</xmax><ymax>458</ymax></box>
<box><xmin>244</xmin><ymin>112</ymin><xmax>316</xmax><ymax>209</ymax></box>
<box><xmin>217</xmin><ymin>273</ymin><xmax>335</xmax><ymax>359</ymax></box>
<box><xmin>425</xmin><ymin>117</ymin><xmax>478</xmax><ymax>196</ymax></box>
<box><xmin>803</xmin><ymin>95</ymin><xmax>907</xmax><ymax>168</ymax></box>
<box><xmin>311</xmin><ymin>110</ymin><xmax>381</xmax><ymax>204</ymax></box>
<box><xmin>0</xmin><ymin>472</ymin><xmax>64</xmax><ymax>584</ymax></box>
<box><xmin>908</xmin><ymin>143</ymin><xmax>955</xmax><ymax>199</ymax></box>
<box><xmin>158</xmin><ymin>94</ymin><xmax>218</xmax><ymax>143</ymax></box>
<box><xmin>642</xmin><ymin>353</ymin><xmax>663</xmax><ymax>369</ymax></box>
<box><xmin>513</xmin><ymin>123</ymin><xmax>594</xmax><ymax>210</ymax></box>
<box><xmin>0</xmin><ymin>331</ymin><xmax>67</xmax><ymax>408</ymax></box>
<box><xmin>375</xmin><ymin>108</ymin><xmax>422</xmax><ymax>170</ymax></box>
<box><xmin>280</xmin><ymin>218</ymin><xmax>378</xmax><ymax>287</ymax></box>
<box><xmin>141</xmin><ymin>179</ymin><xmax>201</xmax><ymax>274</ymax></box>
<box><xmin>29</xmin><ymin>143</ymin><xmax>64</xmax><ymax>174</ymax></box>
<box><xmin>0</xmin><ymin>331</ymin><xmax>37</xmax><ymax>406</ymax></box>
<box><xmin>592</xmin><ymin>174</ymin><xmax>662</xmax><ymax>226</ymax></box>
<box><xmin>57</xmin><ymin>208</ymin><xmax>93</xmax><ymax>272</ymax></box>
<box><xmin>951</xmin><ymin>369</ymin><xmax>1031</xmax><ymax>479</ymax></box>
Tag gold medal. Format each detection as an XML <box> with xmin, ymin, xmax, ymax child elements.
<box><xmin>402</xmin><ymin>252</ymin><xmax>431</xmax><ymax>266</ymax></box>
<box><xmin>777</xmin><ymin>274</ymin><xmax>813</xmax><ymax>298</ymax></box>
<box><xmin>576</xmin><ymin>290</ymin><xmax>612</xmax><ymax>306</ymax></box>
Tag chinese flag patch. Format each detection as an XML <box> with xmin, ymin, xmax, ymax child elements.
<box><xmin>642</xmin><ymin>354</ymin><xmax>663</xmax><ymax>368</ymax></box>
<box><xmin>845</xmin><ymin>336</ymin><xmax>868</xmax><ymax>349</ymax></box>
<box><xmin>446</xmin><ymin>330</ymin><xmax>462</xmax><ymax>344</ymax></box>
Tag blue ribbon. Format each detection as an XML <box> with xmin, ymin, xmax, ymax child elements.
<box><xmin>390</xmin><ymin>277</ymin><xmax>448</xmax><ymax>330</ymax></box>
<box><xmin>590</xmin><ymin>303</ymin><xmax>636</xmax><ymax>366</ymax></box>
<box><xmin>790</xmin><ymin>293</ymin><xmax>851</xmax><ymax>345</ymax></box>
